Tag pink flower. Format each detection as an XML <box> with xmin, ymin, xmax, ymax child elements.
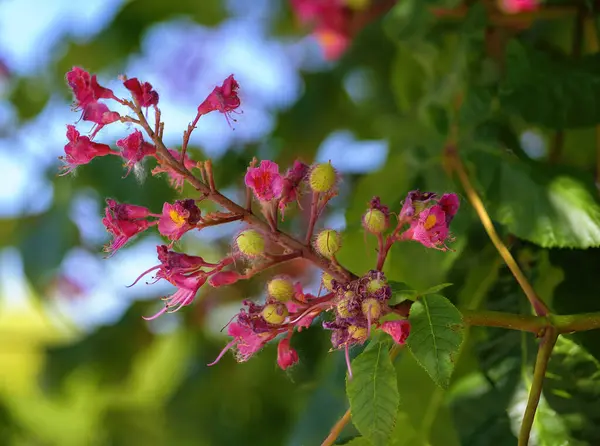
<box><xmin>197</xmin><ymin>75</ymin><xmax>241</xmax><ymax>124</ymax></box>
<box><xmin>314</xmin><ymin>29</ymin><xmax>350</xmax><ymax>60</ymax></box>
<box><xmin>123</xmin><ymin>78</ymin><xmax>159</xmax><ymax>108</ymax></box>
<box><xmin>277</xmin><ymin>337</ymin><xmax>299</xmax><ymax>370</ymax></box>
<box><xmin>82</xmin><ymin>102</ymin><xmax>120</xmax><ymax>137</ymax></box>
<box><xmin>438</xmin><ymin>193</ymin><xmax>460</xmax><ymax>224</ymax></box>
<box><xmin>279</xmin><ymin>160</ymin><xmax>309</xmax><ymax>216</ymax></box>
<box><xmin>245</xmin><ymin>160</ymin><xmax>284</xmax><ymax>202</ymax></box>
<box><xmin>152</xmin><ymin>149</ymin><xmax>198</xmax><ymax>190</ymax></box>
<box><xmin>291</xmin><ymin>0</ymin><xmax>353</xmax><ymax>60</ymax></box>
<box><xmin>227</xmin><ymin>322</ymin><xmax>271</xmax><ymax>362</ymax></box>
<box><xmin>153</xmin><ymin>245</ymin><xmax>220</xmax><ymax>281</ymax></box>
<box><xmin>158</xmin><ymin>199</ymin><xmax>202</xmax><ymax>241</ymax></box>
<box><xmin>399</xmin><ymin>190</ymin><xmax>437</xmax><ymax>220</ymax></box>
<box><xmin>381</xmin><ymin>320</ymin><xmax>410</xmax><ymax>345</ymax></box>
<box><xmin>208</xmin><ymin>271</ymin><xmax>241</xmax><ymax>287</ymax></box>
<box><xmin>145</xmin><ymin>275</ymin><xmax>205</xmax><ymax>320</ymax></box>
<box><xmin>405</xmin><ymin>205</ymin><xmax>450</xmax><ymax>250</ymax></box>
<box><xmin>66</xmin><ymin>67</ymin><xmax>120</xmax><ymax>136</ymax></box>
<box><xmin>116</xmin><ymin>130</ymin><xmax>157</xmax><ymax>174</ymax></box>
<box><xmin>131</xmin><ymin>245</ymin><xmax>228</xmax><ymax>320</ymax></box>
<box><xmin>82</xmin><ymin>102</ymin><xmax>120</xmax><ymax>125</ymax></box>
<box><xmin>60</xmin><ymin>125</ymin><xmax>114</xmax><ymax>174</ymax></box>
<box><xmin>102</xmin><ymin>199</ymin><xmax>155</xmax><ymax>255</ymax></box>
<box><xmin>498</xmin><ymin>0</ymin><xmax>539</xmax><ymax>14</ymax></box>
<box><xmin>65</xmin><ymin>67</ymin><xmax>115</xmax><ymax>109</ymax></box>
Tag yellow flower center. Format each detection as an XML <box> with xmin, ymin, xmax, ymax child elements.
<box><xmin>169</xmin><ymin>210</ymin><xmax>187</xmax><ymax>227</ymax></box>
<box><xmin>424</xmin><ymin>213</ymin><xmax>437</xmax><ymax>230</ymax></box>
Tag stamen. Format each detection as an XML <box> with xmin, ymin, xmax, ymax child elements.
<box><xmin>142</xmin><ymin>306</ymin><xmax>168</xmax><ymax>321</ymax></box>
<box><xmin>126</xmin><ymin>265</ymin><xmax>160</xmax><ymax>287</ymax></box>
<box><xmin>345</xmin><ymin>343</ymin><xmax>353</xmax><ymax>380</ymax></box>
<box><xmin>288</xmin><ymin>302</ymin><xmax>330</xmax><ymax>325</ymax></box>
<box><xmin>207</xmin><ymin>339</ymin><xmax>238</xmax><ymax>366</ymax></box>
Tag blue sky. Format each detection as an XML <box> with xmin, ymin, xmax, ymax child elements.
<box><xmin>0</xmin><ymin>0</ymin><xmax>388</xmax><ymax>331</ymax></box>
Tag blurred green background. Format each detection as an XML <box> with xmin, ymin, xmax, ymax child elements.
<box><xmin>2</xmin><ymin>0</ymin><xmax>600</xmax><ymax>445</ymax></box>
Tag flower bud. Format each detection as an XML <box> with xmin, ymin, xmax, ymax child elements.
<box><xmin>336</xmin><ymin>298</ymin><xmax>354</xmax><ymax>318</ymax></box>
<box><xmin>267</xmin><ymin>277</ymin><xmax>294</xmax><ymax>302</ymax></box>
<box><xmin>309</xmin><ymin>162</ymin><xmax>337</xmax><ymax>193</ymax></box>
<box><xmin>381</xmin><ymin>320</ymin><xmax>411</xmax><ymax>345</ymax></box>
<box><xmin>277</xmin><ymin>337</ymin><xmax>299</xmax><ymax>370</ymax></box>
<box><xmin>348</xmin><ymin>325</ymin><xmax>368</xmax><ymax>341</ymax></box>
<box><xmin>236</xmin><ymin>229</ymin><xmax>265</xmax><ymax>257</ymax></box>
<box><xmin>321</xmin><ymin>272</ymin><xmax>334</xmax><ymax>291</ymax></box>
<box><xmin>262</xmin><ymin>303</ymin><xmax>288</xmax><ymax>325</ymax></box>
<box><xmin>366</xmin><ymin>277</ymin><xmax>386</xmax><ymax>294</ymax></box>
<box><xmin>208</xmin><ymin>271</ymin><xmax>241</xmax><ymax>287</ymax></box>
<box><xmin>315</xmin><ymin>229</ymin><xmax>341</xmax><ymax>258</ymax></box>
<box><xmin>362</xmin><ymin>208</ymin><xmax>388</xmax><ymax>234</ymax></box>
<box><xmin>361</xmin><ymin>298</ymin><xmax>382</xmax><ymax>320</ymax></box>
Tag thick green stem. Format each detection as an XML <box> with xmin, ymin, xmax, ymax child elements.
<box><xmin>553</xmin><ymin>313</ymin><xmax>600</xmax><ymax>333</ymax></box>
<box><xmin>518</xmin><ymin>328</ymin><xmax>559</xmax><ymax>446</ymax></box>
<box><xmin>461</xmin><ymin>310</ymin><xmax>545</xmax><ymax>333</ymax></box>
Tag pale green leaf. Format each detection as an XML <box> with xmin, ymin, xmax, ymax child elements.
<box><xmin>469</xmin><ymin>150</ymin><xmax>600</xmax><ymax>248</ymax></box>
<box><xmin>418</xmin><ymin>283</ymin><xmax>453</xmax><ymax>297</ymax></box>
<box><xmin>407</xmin><ymin>295</ymin><xmax>464</xmax><ymax>388</ymax></box>
<box><xmin>346</xmin><ymin>342</ymin><xmax>399</xmax><ymax>446</ymax></box>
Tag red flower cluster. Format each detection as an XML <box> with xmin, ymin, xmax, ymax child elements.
<box><xmin>497</xmin><ymin>0</ymin><xmax>539</xmax><ymax>14</ymax></box>
<box><xmin>291</xmin><ymin>0</ymin><xmax>354</xmax><ymax>60</ymax></box>
<box><xmin>62</xmin><ymin>67</ymin><xmax>240</xmax><ymax>185</ymax></box>
<box><xmin>60</xmin><ymin>67</ymin><xmax>460</xmax><ymax>375</ymax></box>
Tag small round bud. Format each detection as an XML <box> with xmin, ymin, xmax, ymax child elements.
<box><xmin>315</xmin><ymin>229</ymin><xmax>341</xmax><ymax>258</ymax></box>
<box><xmin>236</xmin><ymin>229</ymin><xmax>265</xmax><ymax>257</ymax></box>
<box><xmin>367</xmin><ymin>278</ymin><xmax>386</xmax><ymax>294</ymax></box>
<box><xmin>336</xmin><ymin>299</ymin><xmax>354</xmax><ymax>318</ymax></box>
<box><xmin>267</xmin><ymin>277</ymin><xmax>294</xmax><ymax>302</ymax></box>
<box><xmin>361</xmin><ymin>298</ymin><xmax>381</xmax><ymax>320</ymax></box>
<box><xmin>348</xmin><ymin>325</ymin><xmax>368</xmax><ymax>340</ymax></box>
<box><xmin>362</xmin><ymin>209</ymin><xmax>388</xmax><ymax>234</ymax></box>
<box><xmin>322</xmin><ymin>272</ymin><xmax>334</xmax><ymax>291</ymax></box>
<box><xmin>262</xmin><ymin>303</ymin><xmax>288</xmax><ymax>325</ymax></box>
<box><xmin>309</xmin><ymin>163</ymin><xmax>337</xmax><ymax>193</ymax></box>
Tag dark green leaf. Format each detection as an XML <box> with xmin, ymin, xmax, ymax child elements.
<box><xmin>468</xmin><ymin>149</ymin><xmax>600</xmax><ymax>248</ymax></box>
<box><xmin>388</xmin><ymin>281</ymin><xmax>417</xmax><ymax>305</ymax></box>
<box><xmin>543</xmin><ymin>337</ymin><xmax>600</xmax><ymax>444</ymax></box>
<box><xmin>383</xmin><ymin>0</ymin><xmax>434</xmax><ymax>43</ymax></box>
<box><xmin>407</xmin><ymin>295</ymin><xmax>464</xmax><ymax>388</ymax></box>
<box><xmin>500</xmin><ymin>41</ymin><xmax>600</xmax><ymax>128</ymax></box>
<box><xmin>9</xmin><ymin>76</ymin><xmax>50</xmax><ymax>121</ymax></box>
<box><xmin>346</xmin><ymin>341</ymin><xmax>399</xmax><ymax>446</ymax></box>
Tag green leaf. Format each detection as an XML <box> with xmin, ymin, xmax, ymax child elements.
<box><xmin>346</xmin><ymin>342</ymin><xmax>399</xmax><ymax>446</ymax></box>
<box><xmin>9</xmin><ymin>76</ymin><xmax>50</xmax><ymax>121</ymax></box>
<box><xmin>500</xmin><ymin>41</ymin><xmax>600</xmax><ymax>128</ymax></box>
<box><xmin>394</xmin><ymin>351</ymin><xmax>462</xmax><ymax>446</ymax></box>
<box><xmin>543</xmin><ymin>337</ymin><xmax>600</xmax><ymax>443</ymax></box>
<box><xmin>468</xmin><ymin>149</ymin><xmax>600</xmax><ymax>248</ymax></box>
<box><xmin>388</xmin><ymin>281</ymin><xmax>417</xmax><ymax>305</ymax></box>
<box><xmin>383</xmin><ymin>0</ymin><xmax>433</xmax><ymax>43</ymax></box>
<box><xmin>407</xmin><ymin>295</ymin><xmax>464</xmax><ymax>388</ymax></box>
<box><xmin>418</xmin><ymin>283</ymin><xmax>453</xmax><ymax>297</ymax></box>
<box><xmin>389</xmin><ymin>282</ymin><xmax>454</xmax><ymax>305</ymax></box>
